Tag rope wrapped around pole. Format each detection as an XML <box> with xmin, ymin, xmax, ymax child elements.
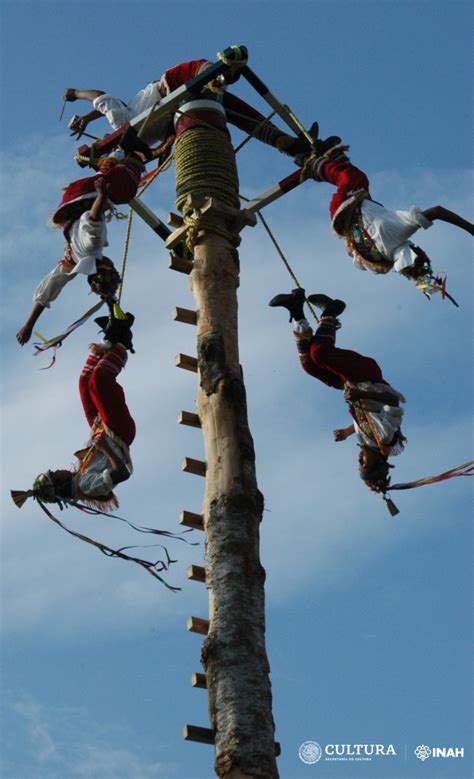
<box><xmin>174</xmin><ymin>126</ymin><xmax>240</xmax><ymax>250</ymax></box>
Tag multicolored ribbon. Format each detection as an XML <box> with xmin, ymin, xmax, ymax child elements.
<box><xmin>35</xmin><ymin>499</ymin><xmax>198</xmax><ymax>591</ymax></box>
<box><xmin>390</xmin><ymin>459</ymin><xmax>474</xmax><ymax>491</ymax></box>
<box><xmin>33</xmin><ymin>300</ymin><xmax>106</xmax><ymax>368</ymax></box>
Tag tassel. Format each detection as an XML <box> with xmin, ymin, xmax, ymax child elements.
<box><xmin>383</xmin><ymin>496</ymin><xmax>400</xmax><ymax>517</ymax></box>
<box><xmin>10</xmin><ymin>490</ymin><xmax>34</xmax><ymax>508</ymax></box>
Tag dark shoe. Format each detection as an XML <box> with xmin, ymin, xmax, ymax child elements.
<box><xmin>314</xmin><ymin>135</ymin><xmax>342</xmax><ymax>156</ymax></box>
<box><xmin>307</xmin><ymin>293</ymin><xmax>346</xmax><ymax>318</ymax></box>
<box><xmin>119</xmin><ymin>126</ymin><xmax>153</xmax><ymax>161</ymax></box>
<box><xmin>294</xmin><ymin>138</ymin><xmax>345</xmax><ymax>168</ymax></box>
<box><xmin>95</xmin><ymin>311</ymin><xmax>135</xmax><ymax>352</ymax></box>
<box><xmin>269</xmin><ymin>287</ymin><xmax>306</xmax><ymax>321</ymax></box>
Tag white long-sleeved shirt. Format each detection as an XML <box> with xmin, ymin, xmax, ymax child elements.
<box><xmin>34</xmin><ymin>211</ymin><xmax>108</xmax><ymax>307</ymax></box>
<box><xmin>352</xmin><ymin>201</ymin><xmax>433</xmax><ymax>273</ymax></box>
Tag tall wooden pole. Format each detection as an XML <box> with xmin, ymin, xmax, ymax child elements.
<box><xmin>173</xmin><ymin>118</ymin><xmax>279</xmax><ymax>777</ymax></box>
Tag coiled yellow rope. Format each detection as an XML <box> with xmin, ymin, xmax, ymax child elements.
<box><xmin>174</xmin><ymin>126</ymin><xmax>240</xmax><ymax>251</ymax></box>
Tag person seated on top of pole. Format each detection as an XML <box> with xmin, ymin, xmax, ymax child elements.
<box><xmin>16</xmin><ymin>170</ymin><xmax>131</xmax><ymax>346</ymax></box>
<box><xmin>62</xmin><ymin>58</ymin><xmax>335</xmax><ymax>159</ymax></box>
<box><xmin>297</xmin><ymin>143</ymin><xmax>473</xmax><ymax>302</ymax></box>
<box><xmin>269</xmin><ymin>288</ymin><xmax>406</xmax><ymax>507</ymax></box>
<box><xmin>12</xmin><ymin>305</ymin><xmax>136</xmax><ymax>513</ymax></box>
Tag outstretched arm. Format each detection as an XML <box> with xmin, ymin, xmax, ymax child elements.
<box><xmin>333</xmin><ymin>424</ymin><xmax>355</xmax><ymax>442</ymax></box>
<box><xmin>89</xmin><ymin>178</ymin><xmax>109</xmax><ymax>222</ymax></box>
<box><xmin>422</xmin><ymin>205</ymin><xmax>474</xmax><ymax>236</ymax></box>
<box><xmin>16</xmin><ymin>302</ymin><xmax>45</xmax><ymax>345</ymax></box>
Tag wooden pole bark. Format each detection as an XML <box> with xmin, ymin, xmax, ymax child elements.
<box><xmin>190</xmin><ymin>232</ymin><xmax>278</xmax><ymax>778</ymax></box>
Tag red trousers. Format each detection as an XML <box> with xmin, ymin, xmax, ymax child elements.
<box><xmin>296</xmin><ymin>337</ymin><xmax>383</xmax><ymax>390</ymax></box>
<box><xmin>317</xmin><ymin>158</ymin><xmax>370</xmax><ymax>222</ymax></box>
<box><xmin>79</xmin><ymin>345</ymin><xmax>136</xmax><ymax>445</ymax></box>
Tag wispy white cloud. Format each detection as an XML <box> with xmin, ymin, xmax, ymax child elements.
<box><xmin>3</xmin><ymin>693</ymin><xmax>172</xmax><ymax>778</ymax></box>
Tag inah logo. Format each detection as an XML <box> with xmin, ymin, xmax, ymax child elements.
<box><xmin>415</xmin><ymin>745</ymin><xmax>431</xmax><ymax>761</ymax></box>
<box><xmin>298</xmin><ymin>741</ymin><xmax>322</xmax><ymax>764</ymax></box>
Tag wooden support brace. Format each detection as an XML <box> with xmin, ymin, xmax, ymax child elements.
<box><xmin>191</xmin><ymin>673</ymin><xmax>207</xmax><ymax>689</ymax></box>
<box><xmin>177</xmin><ymin>410</ymin><xmax>201</xmax><ymax>428</ymax></box>
<box><xmin>166</xmin><ymin>211</ymin><xmax>184</xmax><ymax>228</ymax></box>
<box><xmin>199</xmin><ymin>197</ymin><xmax>257</xmax><ymax>233</ymax></box>
<box><xmin>187</xmin><ymin>616</ymin><xmax>209</xmax><ymax>635</ymax></box>
<box><xmin>175</xmin><ymin>354</ymin><xmax>198</xmax><ymax>373</ymax></box>
<box><xmin>183</xmin><ymin>725</ymin><xmax>281</xmax><ymax>756</ymax></box>
<box><xmin>168</xmin><ymin>254</ymin><xmax>193</xmax><ymax>275</ymax></box>
<box><xmin>187</xmin><ymin>564</ymin><xmax>206</xmax><ymax>583</ymax></box>
<box><xmin>173</xmin><ymin>307</ymin><xmax>198</xmax><ymax>326</ymax></box>
<box><xmin>179</xmin><ymin>511</ymin><xmax>204</xmax><ymax>531</ymax></box>
<box><xmin>182</xmin><ymin>457</ymin><xmax>207</xmax><ymax>477</ymax></box>
<box><xmin>165</xmin><ymin>223</ymin><xmax>191</xmax><ymax>250</ymax></box>
<box><xmin>243</xmin><ymin>169</ymin><xmax>303</xmax><ymax>214</ymax></box>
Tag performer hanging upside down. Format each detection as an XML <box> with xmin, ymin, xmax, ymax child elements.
<box><xmin>13</xmin><ymin>307</ymin><xmax>136</xmax><ymax>511</ymax></box>
<box><xmin>16</xmin><ymin>172</ymin><xmax>130</xmax><ymax>345</ymax></box>
<box><xmin>299</xmin><ymin>145</ymin><xmax>473</xmax><ymax>300</ymax></box>
<box><xmin>62</xmin><ymin>58</ymin><xmax>336</xmax><ymax>158</ymax></box>
<box><xmin>269</xmin><ymin>288</ymin><xmax>406</xmax><ymax>496</ymax></box>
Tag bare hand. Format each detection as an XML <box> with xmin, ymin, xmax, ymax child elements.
<box><xmin>69</xmin><ymin>114</ymin><xmax>89</xmax><ymax>138</ymax></box>
<box><xmin>94</xmin><ymin>177</ymin><xmax>108</xmax><ymax>197</ymax></box>
<box><xmin>16</xmin><ymin>324</ymin><xmax>33</xmax><ymax>345</ymax></box>
<box><xmin>333</xmin><ymin>428</ymin><xmax>348</xmax><ymax>442</ymax></box>
<box><xmin>63</xmin><ymin>88</ymin><xmax>78</xmax><ymax>102</ymax></box>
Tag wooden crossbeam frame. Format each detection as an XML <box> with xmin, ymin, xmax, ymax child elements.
<box><xmin>191</xmin><ymin>673</ymin><xmax>207</xmax><ymax>689</ymax></box>
<box><xmin>187</xmin><ymin>564</ymin><xmax>206</xmax><ymax>583</ymax></box>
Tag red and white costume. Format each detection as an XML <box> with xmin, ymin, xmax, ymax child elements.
<box><xmin>309</xmin><ymin>155</ymin><xmax>433</xmax><ymax>274</ymax></box>
<box><xmin>294</xmin><ymin>318</ymin><xmax>405</xmax><ymax>455</ymax></box>
<box><xmin>75</xmin><ymin>343</ymin><xmax>135</xmax><ymax>499</ymax></box>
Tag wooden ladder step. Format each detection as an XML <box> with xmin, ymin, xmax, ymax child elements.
<box><xmin>175</xmin><ymin>354</ymin><xmax>198</xmax><ymax>372</ymax></box>
<box><xmin>178</xmin><ymin>410</ymin><xmax>201</xmax><ymax>428</ymax></box>
<box><xmin>187</xmin><ymin>616</ymin><xmax>209</xmax><ymax>635</ymax></box>
<box><xmin>183</xmin><ymin>725</ymin><xmax>281</xmax><ymax>755</ymax></box>
<box><xmin>180</xmin><ymin>511</ymin><xmax>204</xmax><ymax>531</ymax></box>
<box><xmin>191</xmin><ymin>672</ymin><xmax>207</xmax><ymax>689</ymax></box>
<box><xmin>173</xmin><ymin>306</ymin><xmax>198</xmax><ymax>326</ymax></box>
<box><xmin>182</xmin><ymin>457</ymin><xmax>206</xmax><ymax>477</ymax></box>
<box><xmin>187</xmin><ymin>564</ymin><xmax>206</xmax><ymax>583</ymax></box>
<box><xmin>183</xmin><ymin>724</ymin><xmax>214</xmax><ymax>745</ymax></box>
<box><xmin>169</xmin><ymin>253</ymin><xmax>193</xmax><ymax>275</ymax></box>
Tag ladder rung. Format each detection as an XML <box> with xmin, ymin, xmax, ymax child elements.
<box><xmin>178</xmin><ymin>410</ymin><xmax>201</xmax><ymax>428</ymax></box>
<box><xmin>169</xmin><ymin>254</ymin><xmax>193</xmax><ymax>275</ymax></box>
<box><xmin>187</xmin><ymin>564</ymin><xmax>206</xmax><ymax>583</ymax></box>
<box><xmin>175</xmin><ymin>354</ymin><xmax>198</xmax><ymax>372</ymax></box>
<box><xmin>187</xmin><ymin>616</ymin><xmax>209</xmax><ymax>635</ymax></box>
<box><xmin>183</xmin><ymin>724</ymin><xmax>213</xmax><ymax>744</ymax></box>
<box><xmin>173</xmin><ymin>307</ymin><xmax>198</xmax><ymax>325</ymax></box>
<box><xmin>191</xmin><ymin>672</ymin><xmax>207</xmax><ymax>689</ymax></box>
<box><xmin>182</xmin><ymin>457</ymin><xmax>206</xmax><ymax>477</ymax></box>
<box><xmin>183</xmin><ymin>725</ymin><xmax>281</xmax><ymax>755</ymax></box>
<box><xmin>180</xmin><ymin>511</ymin><xmax>204</xmax><ymax>531</ymax></box>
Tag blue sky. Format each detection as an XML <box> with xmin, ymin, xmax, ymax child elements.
<box><xmin>1</xmin><ymin>1</ymin><xmax>472</xmax><ymax>778</ymax></box>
